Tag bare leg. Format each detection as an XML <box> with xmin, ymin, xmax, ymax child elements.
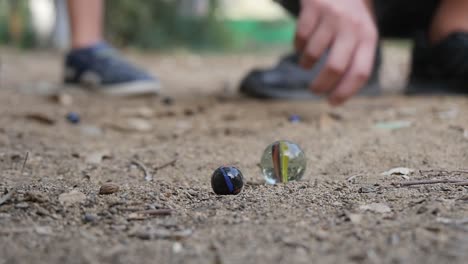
<box><xmin>67</xmin><ymin>0</ymin><xmax>104</xmax><ymax>49</ymax></box>
<box><xmin>430</xmin><ymin>0</ymin><xmax>468</xmax><ymax>43</ymax></box>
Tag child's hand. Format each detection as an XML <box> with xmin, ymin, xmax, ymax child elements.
<box><xmin>295</xmin><ymin>0</ymin><xmax>378</xmax><ymax>105</ymax></box>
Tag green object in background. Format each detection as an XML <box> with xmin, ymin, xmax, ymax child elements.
<box><xmin>223</xmin><ymin>19</ymin><xmax>295</xmax><ymax>50</ymax></box>
<box><xmin>105</xmin><ymin>0</ymin><xmax>294</xmax><ymax>51</ymax></box>
<box><xmin>0</xmin><ymin>0</ymin><xmax>36</xmax><ymax>48</ymax></box>
<box><xmin>0</xmin><ymin>0</ymin><xmax>295</xmax><ymax>51</ymax></box>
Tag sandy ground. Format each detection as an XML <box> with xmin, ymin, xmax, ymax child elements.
<box><xmin>0</xmin><ymin>46</ymin><xmax>467</xmax><ymax>264</ymax></box>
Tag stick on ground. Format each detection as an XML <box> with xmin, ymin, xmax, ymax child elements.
<box><xmin>394</xmin><ymin>179</ymin><xmax>468</xmax><ymax>187</ymax></box>
<box><xmin>154</xmin><ymin>159</ymin><xmax>177</xmax><ymax>171</ymax></box>
<box><xmin>131</xmin><ymin>160</ymin><xmax>152</xmax><ymax>182</ymax></box>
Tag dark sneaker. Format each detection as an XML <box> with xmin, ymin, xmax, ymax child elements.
<box><xmin>407</xmin><ymin>32</ymin><xmax>468</xmax><ymax>95</ymax></box>
<box><xmin>239</xmin><ymin>50</ymin><xmax>381</xmax><ymax>99</ymax></box>
<box><xmin>64</xmin><ymin>43</ymin><xmax>160</xmax><ymax>96</ymax></box>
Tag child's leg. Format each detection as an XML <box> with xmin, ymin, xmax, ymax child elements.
<box><xmin>374</xmin><ymin>0</ymin><xmax>440</xmax><ymax>38</ymax></box>
<box><xmin>64</xmin><ymin>0</ymin><xmax>160</xmax><ymax>96</ymax></box>
<box><xmin>67</xmin><ymin>0</ymin><xmax>104</xmax><ymax>49</ymax></box>
<box><xmin>430</xmin><ymin>0</ymin><xmax>468</xmax><ymax>43</ymax></box>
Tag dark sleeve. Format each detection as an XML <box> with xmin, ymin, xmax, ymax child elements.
<box><xmin>274</xmin><ymin>0</ymin><xmax>300</xmax><ymax>17</ymax></box>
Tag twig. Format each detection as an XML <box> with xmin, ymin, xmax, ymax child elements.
<box><xmin>21</xmin><ymin>152</ymin><xmax>29</xmax><ymax>175</ymax></box>
<box><xmin>154</xmin><ymin>159</ymin><xmax>177</xmax><ymax>171</ymax></box>
<box><xmin>394</xmin><ymin>179</ymin><xmax>468</xmax><ymax>187</ymax></box>
<box><xmin>346</xmin><ymin>174</ymin><xmax>362</xmax><ymax>182</ymax></box>
<box><xmin>0</xmin><ymin>191</ymin><xmax>13</xmax><ymax>206</ymax></box>
<box><xmin>127</xmin><ymin>209</ymin><xmax>173</xmax><ymax>220</ymax></box>
<box><xmin>135</xmin><ymin>209</ymin><xmax>173</xmax><ymax>216</ymax></box>
<box><xmin>131</xmin><ymin>160</ymin><xmax>152</xmax><ymax>182</ymax></box>
<box><xmin>419</xmin><ymin>169</ymin><xmax>468</xmax><ymax>175</ymax></box>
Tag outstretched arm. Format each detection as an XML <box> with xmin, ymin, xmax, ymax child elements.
<box><xmin>295</xmin><ymin>0</ymin><xmax>378</xmax><ymax>105</ymax></box>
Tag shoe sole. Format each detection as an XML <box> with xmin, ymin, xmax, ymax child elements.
<box><xmin>65</xmin><ymin>80</ymin><xmax>161</xmax><ymax>96</ymax></box>
<box><xmin>241</xmin><ymin>79</ymin><xmax>381</xmax><ymax>100</ymax></box>
<box><xmin>405</xmin><ymin>79</ymin><xmax>468</xmax><ymax>95</ymax></box>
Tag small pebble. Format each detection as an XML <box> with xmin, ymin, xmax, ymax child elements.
<box><xmin>15</xmin><ymin>202</ymin><xmax>30</xmax><ymax>209</ymax></box>
<box><xmin>99</xmin><ymin>183</ymin><xmax>120</xmax><ymax>195</ymax></box>
<box><xmin>66</xmin><ymin>112</ymin><xmax>81</xmax><ymax>124</ymax></box>
<box><xmin>162</xmin><ymin>97</ymin><xmax>174</xmax><ymax>106</ymax></box>
<box><xmin>184</xmin><ymin>109</ymin><xmax>195</xmax><ymax>116</ymax></box>
<box><xmin>288</xmin><ymin>114</ymin><xmax>301</xmax><ymax>123</ymax></box>
<box><xmin>83</xmin><ymin>213</ymin><xmax>99</xmax><ymax>223</ymax></box>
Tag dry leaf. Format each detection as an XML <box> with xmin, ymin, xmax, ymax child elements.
<box><xmin>382</xmin><ymin>167</ymin><xmax>414</xmax><ymax>177</ymax></box>
<box><xmin>25</xmin><ymin>113</ymin><xmax>55</xmax><ymax>125</ymax></box>
<box><xmin>99</xmin><ymin>183</ymin><xmax>119</xmax><ymax>195</ymax></box>
<box><xmin>59</xmin><ymin>190</ymin><xmax>86</xmax><ymax>205</ymax></box>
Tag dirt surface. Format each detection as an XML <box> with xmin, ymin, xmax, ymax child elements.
<box><xmin>0</xmin><ymin>47</ymin><xmax>467</xmax><ymax>264</ymax></box>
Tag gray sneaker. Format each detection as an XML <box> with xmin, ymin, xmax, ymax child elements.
<box><xmin>64</xmin><ymin>43</ymin><xmax>160</xmax><ymax>96</ymax></box>
<box><xmin>239</xmin><ymin>50</ymin><xmax>381</xmax><ymax>99</ymax></box>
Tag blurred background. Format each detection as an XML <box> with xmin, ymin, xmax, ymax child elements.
<box><xmin>0</xmin><ymin>0</ymin><xmax>295</xmax><ymax>51</ymax></box>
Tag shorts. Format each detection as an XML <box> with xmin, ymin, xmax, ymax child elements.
<box><xmin>275</xmin><ymin>0</ymin><xmax>441</xmax><ymax>38</ymax></box>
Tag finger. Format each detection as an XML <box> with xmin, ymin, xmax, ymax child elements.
<box><xmin>299</xmin><ymin>19</ymin><xmax>334</xmax><ymax>69</ymax></box>
<box><xmin>294</xmin><ymin>6</ymin><xmax>320</xmax><ymax>52</ymax></box>
<box><xmin>328</xmin><ymin>40</ymin><xmax>376</xmax><ymax>106</ymax></box>
<box><xmin>309</xmin><ymin>30</ymin><xmax>358</xmax><ymax>94</ymax></box>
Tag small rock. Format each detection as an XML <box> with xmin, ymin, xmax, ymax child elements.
<box><xmin>66</xmin><ymin>112</ymin><xmax>81</xmax><ymax>124</ymax></box>
<box><xmin>162</xmin><ymin>97</ymin><xmax>174</xmax><ymax>106</ymax></box>
<box><xmin>126</xmin><ymin>118</ymin><xmax>153</xmax><ymax>132</ymax></box>
<box><xmin>288</xmin><ymin>114</ymin><xmax>301</xmax><ymax>123</ymax></box>
<box><xmin>35</xmin><ymin>226</ymin><xmax>53</xmax><ymax>236</ymax></box>
<box><xmin>348</xmin><ymin>213</ymin><xmax>363</xmax><ymax>224</ymax></box>
<box><xmin>15</xmin><ymin>202</ymin><xmax>29</xmax><ymax>209</ymax></box>
<box><xmin>358</xmin><ymin>186</ymin><xmax>377</xmax><ymax>193</ymax></box>
<box><xmin>80</xmin><ymin>125</ymin><xmax>103</xmax><ymax>137</ymax></box>
<box><xmin>172</xmin><ymin>242</ymin><xmax>183</xmax><ymax>253</ymax></box>
<box><xmin>59</xmin><ymin>190</ymin><xmax>86</xmax><ymax>205</ymax></box>
<box><xmin>35</xmin><ymin>205</ymin><xmax>50</xmax><ymax>216</ymax></box>
<box><xmin>85</xmin><ymin>150</ymin><xmax>111</xmax><ymax>164</ymax></box>
<box><xmin>25</xmin><ymin>191</ymin><xmax>48</xmax><ymax>203</ymax></box>
<box><xmin>184</xmin><ymin>109</ymin><xmax>195</xmax><ymax>117</ymax></box>
<box><xmin>359</xmin><ymin>203</ymin><xmax>392</xmax><ymax>213</ymax></box>
<box><xmin>0</xmin><ymin>213</ymin><xmax>11</xmax><ymax>218</ymax></box>
<box><xmin>83</xmin><ymin>213</ymin><xmax>99</xmax><ymax>223</ymax></box>
<box><xmin>99</xmin><ymin>183</ymin><xmax>119</xmax><ymax>195</ymax></box>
